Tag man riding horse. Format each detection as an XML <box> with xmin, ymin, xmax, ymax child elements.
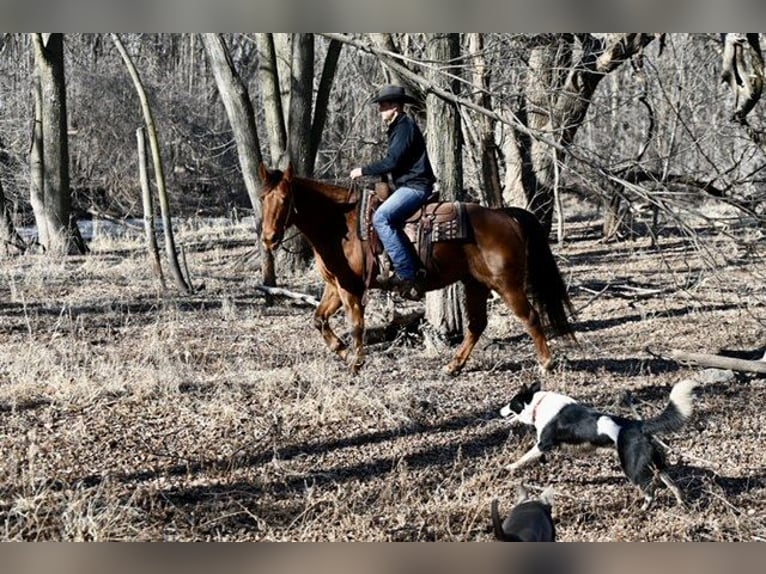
<box><xmin>350</xmin><ymin>84</ymin><xmax>435</xmax><ymax>301</ymax></box>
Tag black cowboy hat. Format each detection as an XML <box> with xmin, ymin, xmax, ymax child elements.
<box><xmin>370</xmin><ymin>84</ymin><xmax>419</xmax><ymax>105</ymax></box>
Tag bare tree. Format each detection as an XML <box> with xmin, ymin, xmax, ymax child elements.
<box><xmin>29</xmin><ymin>33</ymin><xmax>86</xmax><ymax>255</ymax></box>
<box><xmin>255</xmin><ymin>33</ymin><xmax>287</xmax><ymax>167</ymax></box>
<box><xmin>422</xmin><ymin>33</ymin><xmax>466</xmax><ymax>347</ymax></box>
<box><xmin>506</xmin><ymin>34</ymin><xmax>659</xmax><ymax>231</ymax></box>
<box><xmin>3</xmin><ymin>33</ymin><xmax>761</xmax><ymax>266</ymax></box>
<box><xmin>721</xmin><ymin>33</ymin><xmax>765</xmax><ymax>153</ymax></box>
<box><xmin>0</xmin><ymin>173</ymin><xmax>24</xmax><ymax>253</ymax></box>
<box><xmin>465</xmin><ymin>33</ymin><xmax>502</xmax><ymax>208</ymax></box>
<box><xmin>324</xmin><ymin>33</ymin><xmax>662</xmax><ymax>234</ymax></box>
<box><xmin>254</xmin><ymin>33</ymin><xmax>344</xmax><ymax>275</ymax></box>
<box><xmin>111</xmin><ymin>33</ymin><xmax>190</xmax><ymax>293</ymax></box>
<box><xmin>0</xmin><ymin>135</ymin><xmax>25</xmax><ymax>253</ymax></box>
<box><xmin>201</xmin><ymin>33</ymin><xmax>275</xmax><ymax>285</ymax></box>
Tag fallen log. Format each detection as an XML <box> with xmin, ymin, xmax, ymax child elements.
<box><xmin>254</xmin><ymin>285</ymin><xmax>320</xmax><ymax>307</ymax></box>
<box><xmin>652</xmin><ymin>348</ymin><xmax>766</xmax><ymax>374</ymax></box>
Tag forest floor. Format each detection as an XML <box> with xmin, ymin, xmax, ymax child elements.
<box><xmin>0</xmin><ymin>199</ymin><xmax>764</xmax><ymax>541</ymax></box>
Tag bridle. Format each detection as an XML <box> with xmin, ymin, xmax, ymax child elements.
<box><xmin>279</xmin><ymin>178</ymin><xmax>297</xmax><ymax>230</ymax></box>
<box><xmin>265</xmin><ymin>177</ymin><xmax>299</xmax><ymax>248</ymax></box>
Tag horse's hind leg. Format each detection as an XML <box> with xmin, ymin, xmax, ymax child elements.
<box><xmin>313</xmin><ymin>282</ymin><xmax>348</xmax><ymax>360</ymax></box>
<box><xmin>446</xmin><ymin>280</ymin><xmax>490</xmax><ymax>376</ymax></box>
<box><xmin>497</xmin><ymin>287</ymin><xmax>552</xmax><ymax>372</ymax></box>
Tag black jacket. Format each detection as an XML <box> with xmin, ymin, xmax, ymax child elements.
<box><xmin>361</xmin><ymin>113</ymin><xmax>436</xmax><ymax>191</ymax></box>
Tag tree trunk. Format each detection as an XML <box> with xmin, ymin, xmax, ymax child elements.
<box><xmin>288</xmin><ymin>33</ymin><xmax>315</xmax><ymax>177</ymax></box>
<box><xmin>255</xmin><ymin>34</ymin><xmax>287</xmax><ymax>167</ymax></box>
<box><xmin>254</xmin><ymin>33</ymin><xmax>287</xmax><ymax>286</ymax></box>
<box><xmin>721</xmin><ymin>33</ymin><xmax>766</xmax><ymax>154</ymax></box>
<box><xmin>423</xmin><ymin>33</ymin><xmax>465</xmax><ymax>348</ymax></box>
<box><xmin>0</xmin><ymin>176</ymin><xmax>24</xmax><ymax>254</ymax></box>
<box><xmin>309</xmin><ymin>39</ymin><xmax>342</xmax><ymax>169</ymax></box>
<box><xmin>506</xmin><ymin>34</ymin><xmax>658</xmax><ymax>233</ymax></box>
<box><xmin>467</xmin><ymin>33</ymin><xmax>502</xmax><ymax>208</ymax></box>
<box><xmin>137</xmin><ymin>127</ymin><xmax>164</xmax><ymax>286</ymax></box>
<box><xmin>721</xmin><ymin>33</ymin><xmax>764</xmax><ymax>125</ymax></box>
<box><xmin>370</xmin><ymin>34</ymin><xmax>408</xmax><ymax>86</ymax></box>
<box><xmin>201</xmin><ymin>33</ymin><xmax>275</xmax><ymax>286</ymax></box>
<box><xmin>111</xmin><ymin>33</ymin><xmax>191</xmax><ymax>294</ymax></box>
<box><xmin>29</xmin><ymin>74</ymin><xmax>47</xmax><ymax>247</ymax></box>
<box><xmin>30</xmin><ymin>33</ymin><xmax>85</xmax><ymax>255</ymax></box>
<box><xmin>515</xmin><ymin>37</ymin><xmax>573</xmax><ymax>229</ymax></box>
<box><xmin>275</xmin><ymin>33</ymin><xmax>314</xmax><ymax>273</ymax></box>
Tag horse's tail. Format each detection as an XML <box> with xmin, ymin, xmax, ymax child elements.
<box><xmin>502</xmin><ymin>207</ymin><xmax>576</xmax><ymax>341</ymax></box>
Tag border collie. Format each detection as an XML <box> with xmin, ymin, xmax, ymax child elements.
<box><xmin>499</xmin><ymin>380</ymin><xmax>698</xmax><ymax>510</ymax></box>
<box><xmin>491</xmin><ymin>484</ymin><xmax>556</xmax><ymax>542</ymax></box>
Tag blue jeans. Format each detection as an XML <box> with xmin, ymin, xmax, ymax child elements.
<box><xmin>372</xmin><ymin>185</ymin><xmax>430</xmax><ymax>281</ymax></box>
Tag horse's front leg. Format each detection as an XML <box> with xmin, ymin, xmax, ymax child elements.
<box><xmin>313</xmin><ymin>282</ymin><xmax>348</xmax><ymax>360</ymax></box>
<box><xmin>338</xmin><ymin>287</ymin><xmax>366</xmax><ymax>374</ymax></box>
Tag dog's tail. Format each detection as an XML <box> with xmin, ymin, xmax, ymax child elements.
<box><xmin>491</xmin><ymin>499</ymin><xmax>517</xmax><ymax>541</ymax></box>
<box><xmin>641</xmin><ymin>379</ymin><xmax>698</xmax><ymax>435</ymax></box>
<box><xmin>491</xmin><ymin>499</ymin><xmax>505</xmax><ymax>540</ymax></box>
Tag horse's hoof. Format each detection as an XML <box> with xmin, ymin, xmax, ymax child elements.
<box><xmin>444</xmin><ymin>362</ymin><xmax>463</xmax><ymax>376</ymax></box>
<box><xmin>349</xmin><ymin>355</ymin><xmax>365</xmax><ymax>375</ymax></box>
<box><xmin>538</xmin><ymin>358</ymin><xmax>554</xmax><ymax>374</ymax></box>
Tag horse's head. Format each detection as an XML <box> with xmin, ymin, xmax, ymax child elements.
<box><xmin>259</xmin><ymin>162</ymin><xmax>295</xmax><ymax>250</ymax></box>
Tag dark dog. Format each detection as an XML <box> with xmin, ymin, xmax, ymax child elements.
<box><xmin>491</xmin><ymin>484</ymin><xmax>556</xmax><ymax>542</ymax></box>
<box><xmin>499</xmin><ymin>379</ymin><xmax>698</xmax><ymax>510</ymax></box>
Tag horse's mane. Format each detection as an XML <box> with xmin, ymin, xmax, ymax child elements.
<box><xmin>294</xmin><ymin>176</ymin><xmax>359</xmax><ymax>206</ymax></box>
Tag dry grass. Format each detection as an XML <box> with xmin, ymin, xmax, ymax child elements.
<box><xmin>0</xmin><ymin>206</ymin><xmax>764</xmax><ymax>541</ymax></box>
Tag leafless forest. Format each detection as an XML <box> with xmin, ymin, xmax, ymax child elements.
<box><xmin>0</xmin><ymin>33</ymin><xmax>764</xmax><ymax>540</ymax></box>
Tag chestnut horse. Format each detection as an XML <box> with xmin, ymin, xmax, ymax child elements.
<box><xmin>259</xmin><ymin>162</ymin><xmax>575</xmax><ymax>375</ymax></box>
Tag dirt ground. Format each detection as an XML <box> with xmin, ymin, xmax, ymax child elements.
<box><xmin>0</xmin><ymin>205</ymin><xmax>764</xmax><ymax>541</ymax></box>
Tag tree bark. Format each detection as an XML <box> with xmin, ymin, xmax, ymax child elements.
<box><xmin>255</xmin><ymin>34</ymin><xmax>288</xmax><ymax>167</ymax></box>
<box><xmin>467</xmin><ymin>33</ymin><xmax>502</xmax><ymax>208</ymax></box>
<box><xmin>111</xmin><ymin>33</ymin><xmax>191</xmax><ymax>294</ymax></box>
<box><xmin>423</xmin><ymin>33</ymin><xmax>465</xmax><ymax>347</ymax></box>
<box><xmin>514</xmin><ymin>37</ymin><xmax>573</xmax><ymax>227</ymax></box>
<box><xmin>288</xmin><ymin>33</ymin><xmax>315</xmax><ymax>177</ymax></box>
<box><xmin>310</xmin><ymin>39</ymin><xmax>342</xmax><ymax>169</ymax></box>
<box><xmin>273</xmin><ymin>33</ymin><xmax>314</xmax><ymax>273</ymax></box>
<box><xmin>369</xmin><ymin>34</ymin><xmax>409</xmax><ymax>87</ymax></box>
<box><xmin>137</xmin><ymin>127</ymin><xmax>164</xmax><ymax>286</ymax></box>
<box><xmin>201</xmin><ymin>33</ymin><xmax>275</xmax><ymax>286</ymax></box>
<box><xmin>721</xmin><ymin>33</ymin><xmax>764</xmax><ymax>125</ymax></box>
<box><xmin>0</xmin><ymin>175</ymin><xmax>24</xmax><ymax>254</ymax></box>
<box><xmin>721</xmin><ymin>33</ymin><xmax>766</xmax><ymax>154</ymax></box>
<box><xmin>30</xmin><ymin>33</ymin><xmax>85</xmax><ymax>255</ymax></box>
<box><xmin>29</xmin><ymin>74</ymin><xmax>47</xmax><ymax>247</ymax></box>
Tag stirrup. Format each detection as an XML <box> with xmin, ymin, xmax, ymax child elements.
<box><xmin>374</xmin><ymin>273</ymin><xmax>398</xmax><ymax>290</ymax></box>
<box><xmin>398</xmin><ymin>282</ymin><xmax>425</xmax><ymax>301</ymax></box>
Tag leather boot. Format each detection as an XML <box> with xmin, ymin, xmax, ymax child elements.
<box><xmin>376</xmin><ymin>269</ymin><xmax>427</xmax><ymax>301</ymax></box>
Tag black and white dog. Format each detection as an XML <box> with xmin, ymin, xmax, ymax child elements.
<box><xmin>491</xmin><ymin>484</ymin><xmax>556</xmax><ymax>542</ymax></box>
<box><xmin>499</xmin><ymin>380</ymin><xmax>698</xmax><ymax>510</ymax></box>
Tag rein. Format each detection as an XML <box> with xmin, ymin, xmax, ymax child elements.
<box><xmin>270</xmin><ymin>177</ymin><xmax>359</xmax><ymax>255</ymax></box>
<box><xmin>283</xmin><ymin>179</ymin><xmax>297</xmax><ymax>229</ymax></box>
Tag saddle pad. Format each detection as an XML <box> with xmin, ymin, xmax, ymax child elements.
<box><xmin>404</xmin><ymin>201</ymin><xmax>470</xmax><ymax>244</ymax></box>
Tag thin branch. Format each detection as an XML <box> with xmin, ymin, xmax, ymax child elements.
<box><xmin>254</xmin><ymin>285</ymin><xmax>320</xmax><ymax>307</ymax></box>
